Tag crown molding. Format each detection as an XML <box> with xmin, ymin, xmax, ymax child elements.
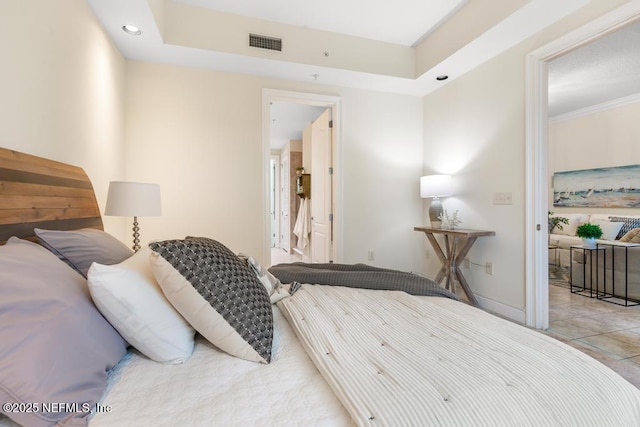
<box><xmin>550</xmin><ymin>91</ymin><xmax>640</xmax><ymax>123</ymax></box>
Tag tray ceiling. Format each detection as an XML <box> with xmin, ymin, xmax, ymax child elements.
<box><xmin>87</xmin><ymin>0</ymin><xmax>592</xmax><ymax>97</ymax></box>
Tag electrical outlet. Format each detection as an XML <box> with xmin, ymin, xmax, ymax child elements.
<box><xmin>485</xmin><ymin>262</ymin><xmax>494</xmax><ymax>275</ymax></box>
<box><xmin>463</xmin><ymin>258</ymin><xmax>470</xmax><ymax>269</ymax></box>
<box><xmin>368</xmin><ymin>250</ymin><xmax>375</xmax><ymax>261</ymax></box>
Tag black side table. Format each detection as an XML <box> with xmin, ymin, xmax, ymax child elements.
<box><xmin>570</xmin><ymin>245</ymin><xmax>605</xmax><ymax>298</ymax></box>
<box><xmin>596</xmin><ymin>242</ymin><xmax>640</xmax><ymax>307</ymax></box>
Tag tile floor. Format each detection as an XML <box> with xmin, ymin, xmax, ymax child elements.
<box><xmin>269</xmin><ymin>247</ymin><xmax>301</xmax><ymax>266</ymax></box>
<box><xmin>546</xmin><ymin>280</ymin><xmax>640</xmax><ymax>388</ymax></box>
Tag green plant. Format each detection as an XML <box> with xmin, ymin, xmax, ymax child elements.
<box><xmin>576</xmin><ymin>223</ymin><xmax>603</xmax><ymax>239</ymax></box>
<box><xmin>548</xmin><ymin>211</ymin><xmax>569</xmax><ymax>234</ymax></box>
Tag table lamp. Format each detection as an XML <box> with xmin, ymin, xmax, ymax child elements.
<box><xmin>420</xmin><ymin>174</ymin><xmax>452</xmax><ymax>228</ymax></box>
<box><xmin>105</xmin><ymin>181</ymin><xmax>161</xmax><ymax>251</ymax></box>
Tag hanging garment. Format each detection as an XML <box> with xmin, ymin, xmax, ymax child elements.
<box><xmin>293</xmin><ymin>198</ymin><xmax>311</xmax><ymax>249</ymax></box>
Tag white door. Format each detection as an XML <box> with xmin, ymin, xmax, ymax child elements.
<box><xmin>311</xmin><ymin>109</ymin><xmax>332</xmax><ymax>263</ymax></box>
<box><xmin>280</xmin><ymin>152</ymin><xmax>290</xmax><ymax>253</ymax></box>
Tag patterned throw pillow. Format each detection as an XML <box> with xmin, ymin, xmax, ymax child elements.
<box><xmin>619</xmin><ymin>228</ymin><xmax>640</xmax><ymax>244</ymax></box>
<box><xmin>608</xmin><ymin>216</ymin><xmax>640</xmax><ymax>240</ymax></box>
<box><xmin>149</xmin><ymin>238</ymin><xmax>273</xmax><ymax>364</ymax></box>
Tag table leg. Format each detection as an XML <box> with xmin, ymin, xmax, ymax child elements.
<box><xmin>445</xmin><ymin>236</ymin><xmax>457</xmax><ymax>293</ymax></box>
<box><xmin>421</xmin><ymin>231</ymin><xmax>480</xmax><ymax>307</ymax></box>
<box><xmin>452</xmin><ymin>237</ymin><xmax>480</xmax><ymax>306</ymax></box>
<box><xmin>454</xmin><ymin>267</ymin><xmax>480</xmax><ymax>307</ymax></box>
<box><xmin>425</xmin><ymin>233</ymin><xmax>448</xmax><ymax>284</ymax></box>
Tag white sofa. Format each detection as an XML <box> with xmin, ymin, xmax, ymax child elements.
<box><xmin>549</xmin><ymin>213</ymin><xmax>640</xmax><ymax>301</ymax></box>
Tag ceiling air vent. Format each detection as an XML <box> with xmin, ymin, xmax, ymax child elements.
<box><xmin>249</xmin><ymin>33</ymin><xmax>282</xmax><ymax>52</ymax></box>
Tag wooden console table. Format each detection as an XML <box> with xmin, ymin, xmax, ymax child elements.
<box><xmin>414</xmin><ymin>226</ymin><xmax>495</xmax><ymax>306</ymax></box>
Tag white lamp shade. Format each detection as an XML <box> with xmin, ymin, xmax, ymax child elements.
<box><xmin>420</xmin><ymin>175</ymin><xmax>452</xmax><ymax>198</ymax></box>
<box><xmin>105</xmin><ymin>181</ymin><xmax>161</xmax><ymax>217</ymax></box>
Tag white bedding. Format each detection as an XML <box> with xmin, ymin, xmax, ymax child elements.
<box><xmin>90</xmin><ymin>306</ymin><xmax>352</xmax><ymax>426</ymax></box>
<box><xmin>279</xmin><ymin>284</ymin><xmax>640</xmax><ymax>426</ymax></box>
<box><xmin>5</xmin><ymin>283</ymin><xmax>640</xmax><ymax>427</ymax></box>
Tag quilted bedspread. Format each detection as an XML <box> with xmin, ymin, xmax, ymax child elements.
<box><xmin>88</xmin><ymin>307</ymin><xmax>353</xmax><ymax>427</ymax></box>
<box><xmin>278</xmin><ymin>284</ymin><xmax>640</xmax><ymax>426</ymax></box>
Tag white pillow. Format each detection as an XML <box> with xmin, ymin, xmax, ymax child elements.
<box><xmin>551</xmin><ymin>213</ymin><xmax>589</xmax><ymax>236</ymax></box>
<box><xmin>87</xmin><ymin>246</ymin><xmax>195</xmax><ymax>364</ymax></box>
<box><xmin>590</xmin><ymin>219</ymin><xmax>624</xmax><ymax>241</ymax></box>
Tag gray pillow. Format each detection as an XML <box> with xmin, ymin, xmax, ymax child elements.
<box><xmin>0</xmin><ymin>237</ymin><xmax>127</xmax><ymax>427</ymax></box>
<box><xmin>35</xmin><ymin>228</ymin><xmax>133</xmax><ymax>277</ymax></box>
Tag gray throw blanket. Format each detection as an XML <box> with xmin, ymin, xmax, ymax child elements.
<box><xmin>268</xmin><ymin>262</ymin><xmax>458</xmax><ymax>300</ymax></box>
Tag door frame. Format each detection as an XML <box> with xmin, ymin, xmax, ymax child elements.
<box><xmin>269</xmin><ymin>154</ymin><xmax>280</xmax><ymax>249</ymax></box>
<box><xmin>525</xmin><ymin>2</ymin><xmax>640</xmax><ymax>329</ymax></box>
<box><xmin>261</xmin><ymin>89</ymin><xmax>342</xmax><ymax>266</ymax></box>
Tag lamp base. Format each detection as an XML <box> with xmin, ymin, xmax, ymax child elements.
<box><xmin>132</xmin><ymin>216</ymin><xmax>140</xmax><ymax>252</ymax></box>
<box><xmin>428</xmin><ymin>197</ymin><xmax>443</xmax><ymax>228</ymax></box>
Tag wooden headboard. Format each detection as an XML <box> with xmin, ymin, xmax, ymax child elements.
<box><xmin>0</xmin><ymin>147</ymin><xmax>103</xmax><ymax>244</ymax></box>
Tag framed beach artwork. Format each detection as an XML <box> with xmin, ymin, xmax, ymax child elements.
<box><xmin>552</xmin><ymin>164</ymin><xmax>640</xmax><ymax>208</ymax></box>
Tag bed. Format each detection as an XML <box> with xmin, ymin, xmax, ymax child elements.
<box><xmin>2</xmin><ymin>147</ymin><xmax>640</xmax><ymax>427</ymax></box>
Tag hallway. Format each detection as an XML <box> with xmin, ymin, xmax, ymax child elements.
<box><xmin>269</xmin><ymin>247</ymin><xmax>301</xmax><ymax>267</ymax></box>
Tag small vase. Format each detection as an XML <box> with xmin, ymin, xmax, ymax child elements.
<box><xmin>582</xmin><ymin>237</ymin><xmax>596</xmax><ymax>249</ymax></box>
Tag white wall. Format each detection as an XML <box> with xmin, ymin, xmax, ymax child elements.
<box><xmin>339</xmin><ymin>88</ymin><xmax>425</xmax><ymax>271</ymax></box>
<box><xmin>0</xmin><ymin>0</ymin><xmax>127</xmax><ymax>240</ymax></box>
<box><xmin>549</xmin><ymin>100</ymin><xmax>640</xmax><ymax>217</ymax></box>
<box><xmin>125</xmin><ymin>61</ymin><xmax>425</xmax><ymax>271</ymax></box>
<box><xmin>420</xmin><ymin>0</ymin><xmax>627</xmax><ymax>316</ymax></box>
<box><xmin>422</xmin><ymin>45</ymin><xmax>526</xmax><ymax>312</ymax></box>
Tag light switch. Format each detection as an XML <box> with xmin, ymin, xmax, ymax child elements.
<box><xmin>493</xmin><ymin>192</ymin><xmax>513</xmax><ymax>205</ymax></box>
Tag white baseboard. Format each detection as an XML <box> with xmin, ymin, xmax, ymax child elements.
<box><xmin>477</xmin><ymin>294</ymin><xmax>526</xmax><ymax>325</ymax></box>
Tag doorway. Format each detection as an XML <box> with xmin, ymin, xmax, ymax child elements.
<box><xmin>525</xmin><ymin>3</ymin><xmax>640</xmax><ymax>329</ymax></box>
<box><xmin>261</xmin><ymin>89</ymin><xmax>342</xmax><ymax>267</ymax></box>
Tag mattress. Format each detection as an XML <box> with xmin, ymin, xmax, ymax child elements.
<box><xmin>279</xmin><ymin>284</ymin><xmax>640</xmax><ymax>426</ymax></box>
<box><xmin>89</xmin><ymin>306</ymin><xmax>352</xmax><ymax>426</ymax></box>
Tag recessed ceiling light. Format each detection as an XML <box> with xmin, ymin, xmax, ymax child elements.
<box><xmin>436</xmin><ymin>75</ymin><xmax>449</xmax><ymax>81</ymax></box>
<box><xmin>122</xmin><ymin>25</ymin><xmax>142</xmax><ymax>36</ymax></box>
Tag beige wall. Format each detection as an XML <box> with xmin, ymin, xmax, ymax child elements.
<box><xmin>0</xmin><ymin>0</ymin><xmax>424</xmax><ymax>271</ymax></box>
<box><xmin>549</xmin><ymin>101</ymin><xmax>640</xmax><ymax>216</ymax></box>
<box><xmin>421</xmin><ymin>0</ymin><xmax>628</xmax><ymax>314</ymax></box>
<box><xmin>125</xmin><ymin>61</ymin><xmax>425</xmax><ymax>270</ymax></box>
<box><xmin>0</xmin><ymin>0</ymin><xmax>127</xmax><ymax>240</ymax></box>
